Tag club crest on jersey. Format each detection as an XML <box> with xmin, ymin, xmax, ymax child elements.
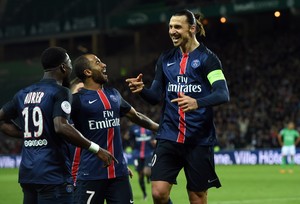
<box><xmin>191</xmin><ymin>59</ymin><xmax>200</xmax><ymax>68</ymax></box>
<box><xmin>65</xmin><ymin>184</ymin><xmax>74</xmax><ymax>193</ymax></box>
<box><xmin>110</xmin><ymin>95</ymin><xmax>118</xmax><ymax>103</ymax></box>
<box><xmin>61</xmin><ymin>101</ymin><xmax>71</xmax><ymax>114</ymax></box>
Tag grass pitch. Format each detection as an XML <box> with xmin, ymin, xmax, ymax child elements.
<box><xmin>0</xmin><ymin>165</ymin><xmax>300</xmax><ymax>204</ymax></box>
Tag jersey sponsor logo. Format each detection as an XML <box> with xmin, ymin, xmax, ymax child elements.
<box><xmin>167</xmin><ymin>82</ymin><xmax>202</xmax><ymax>93</ymax></box>
<box><xmin>135</xmin><ymin>136</ymin><xmax>152</xmax><ymax>142</ymax></box>
<box><xmin>24</xmin><ymin>139</ymin><xmax>48</xmax><ymax>147</ymax></box>
<box><xmin>61</xmin><ymin>101</ymin><xmax>71</xmax><ymax>114</ymax></box>
<box><xmin>88</xmin><ymin>99</ymin><xmax>98</xmax><ymax>104</ymax></box>
<box><xmin>167</xmin><ymin>75</ymin><xmax>202</xmax><ymax>93</ymax></box>
<box><xmin>88</xmin><ymin>118</ymin><xmax>120</xmax><ymax>129</ymax></box>
<box><xmin>167</xmin><ymin>62</ymin><xmax>176</xmax><ymax>67</ymax></box>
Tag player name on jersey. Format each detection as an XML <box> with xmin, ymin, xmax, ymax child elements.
<box><xmin>24</xmin><ymin>92</ymin><xmax>45</xmax><ymax>104</ymax></box>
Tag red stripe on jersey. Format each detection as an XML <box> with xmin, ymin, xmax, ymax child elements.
<box><xmin>107</xmin><ymin>128</ymin><xmax>116</xmax><ymax>178</ymax></box>
<box><xmin>139</xmin><ymin>127</ymin><xmax>146</xmax><ymax>159</ymax></box>
<box><xmin>177</xmin><ymin>53</ymin><xmax>188</xmax><ymax>143</ymax></box>
<box><xmin>179</xmin><ymin>53</ymin><xmax>188</xmax><ymax>74</ymax></box>
<box><xmin>97</xmin><ymin>89</ymin><xmax>111</xmax><ymax>109</ymax></box>
<box><xmin>71</xmin><ymin>147</ymin><xmax>81</xmax><ymax>185</ymax></box>
<box><xmin>97</xmin><ymin>89</ymin><xmax>116</xmax><ymax>178</ymax></box>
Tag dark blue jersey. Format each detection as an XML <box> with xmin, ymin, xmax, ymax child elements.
<box><xmin>2</xmin><ymin>79</ymin><xmax>72</xmax><ymax>184</ymax></box>
<box><xmin>142</xmin><ymin>44</ymin><xmax>226</xmax><ymax>145</ymax></box>
<box><xmin>129</xmin><ymin>125</ymin><xmax>155</xmax><ymax>159</ymax></box>
<box><xmin>71</xmin><ymin>87</ymin><xmax>131</xmax><ymax>180</ymax></box>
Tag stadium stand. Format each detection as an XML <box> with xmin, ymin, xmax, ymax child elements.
<box><xmin>1</xmin><ymin>0</ymin><xmax>300</xmax><ymax>154</ymax></box>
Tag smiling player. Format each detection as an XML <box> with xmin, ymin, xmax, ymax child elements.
<box><xmin>71</xmin><ymin>54</ymin><xmax>159</xmax><ymax>204</ymax></box>
<box><xmin>126</xmin><ymin>9</ymin><xmax>230</xmax><ymax>204</ymax></box>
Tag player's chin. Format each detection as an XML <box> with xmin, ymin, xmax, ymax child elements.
<box><xmin>172</xmin><ymin>41</ymin><xmax>181</xmax><ymax>47</ymax></box>
<box><xmin>103</xmin><ymin>77</ymin><xmax>108</xmax><ymax>83</ymax></box>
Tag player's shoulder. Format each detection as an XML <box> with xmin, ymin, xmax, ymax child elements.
<box><xmin>198</xmin><ymin>43</ymin><xmax>219</xmax><ymax>59</ymax></box>
<box><xmin>39</xmin><ymin>79</ymin><xmax>70</xmax><ymax>94</ymax></box>
<box><xmin>105</xmin><ymin>86</ymin><xmax>122</xmax><ymax>96</ymax></box>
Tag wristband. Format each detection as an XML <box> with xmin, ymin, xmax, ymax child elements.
<box><xmin>88</xmin><ymin>141</ymin><xmax>100</xmax><ymax>154</ymax></box>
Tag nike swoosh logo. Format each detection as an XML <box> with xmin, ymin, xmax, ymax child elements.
<box><xmin>208</xmin><ymin>178</ymin><xmax>218</xmax><ymax>183</ymax></box>
<box><xmin>88</xmin><ymin>99</ymin><xmax>98</xmax><ymax>104</ymax></box>
<box><xmin>130</xmin><ymin>200</ymin><xmax>134</xmax><ymax>203</ymax></box>
<box><xmin>167</xmin><ymin>62</ymin><xmax>176</xmax><ymax>67</ymax></box>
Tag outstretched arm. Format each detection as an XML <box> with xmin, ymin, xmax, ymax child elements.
<box><xmin>125</xmin><ymin>107</ymin><xmax>159</xmax><ymax>132</ymax></box>
<box><xmin>126</xmin><ymin>57</ymin><xmax>164</xmax><ymax>105</ymax></box>
<box><xmin>126</xmin><ymin>74</ymin><xmax>163</xmax><ymax>105</ymax></box>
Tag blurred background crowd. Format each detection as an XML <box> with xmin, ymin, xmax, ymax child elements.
<box><xmin>0</xmin><ymin>0</ymin><xmax>300</xmax><ymax>154</ymax></box>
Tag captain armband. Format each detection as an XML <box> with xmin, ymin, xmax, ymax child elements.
<box><xmin>207</xmin><ymin>70</ymin><xmax>225</xmax><ymax>85</ymax></box>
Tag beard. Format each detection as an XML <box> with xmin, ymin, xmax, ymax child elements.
<box><xmin>92</xmin><ymin>73</ymin><xmax>108</xmax><ymax>85</ymax></box>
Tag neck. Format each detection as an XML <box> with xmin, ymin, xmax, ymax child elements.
<box><xmin>84</xmin><ymin>80</ymin><xmax>103</xmax><ymax>90</ymax></box>
<box><xmin>180</xmin><ymin>38</ymin><xmax>200</xmax><ymax>54</ymax></box>
<box><xmin>43</xmin><ymin>72</ymin><xmax>62</xmax><ymax>85</ymax></box>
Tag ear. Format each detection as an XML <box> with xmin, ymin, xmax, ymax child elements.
<box><xmin>190</xmin><ymin>24</ymin><xmax>196</xmax><ymax>33</ymax></box>
<box><xmin>83</xmin><ymin>68</ymin><xmax>92</xmax><ymax>77</ymax></box>
<box><xmin>60</xmin><ymin>64</ymin><xmax>66</xmax><ymax>73</ymax></box>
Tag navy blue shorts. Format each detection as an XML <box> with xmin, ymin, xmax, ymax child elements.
<box><xmin>151</xmin><ymin>139</ymin><xmax>221</xmax><ymax>192</ymax></box>
<box><xmin>134</xmin><ymin>157</ymin><xmax>152</xmax><ymax>172</ymax></box>
<box><xmin>74</xmin><ymin>176</ymin><xmax>133</xmax><ymax>204</ymax></box>
<box><xmin>21</xmin><ymin>183</ymin><xmax>74</xmax><ymax>204</ymax></box>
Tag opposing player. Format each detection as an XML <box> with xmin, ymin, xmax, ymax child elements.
<box><xmin>71</xmin><ymin>54</ymin><xmax>159</xmax><ymax>204</ymax></box>
<box><xmin>0</xmin><ymin>47</ymin><xmax>116</xmax><ymax>204</ymax></box>
<box><xmin>126</xmin><ymin>9</ymin><xmax>230</xmax><ymax>204</ymax></box>
<box><xmin>278</xmin><ymin>121</ymin><xmax>300</xmax><ymax>173</ymax></box>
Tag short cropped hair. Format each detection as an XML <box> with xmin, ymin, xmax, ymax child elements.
<box><xmin>41</xmin><ymin>47</ymin><xmax>67</xmax><ymax>70</ymax></box>
<box><xmin>73</xmin><ymin>54</ymin><xmax>91</xmax><ymax>82</ymax></box>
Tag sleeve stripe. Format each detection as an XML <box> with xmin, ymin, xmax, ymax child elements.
<box><xmin>207</xmin><ymin>69</ymin><xmax>225</xmax><ymax>85</ymax></box>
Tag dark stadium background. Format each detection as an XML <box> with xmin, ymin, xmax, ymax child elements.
<box><xmin>0</xmin><ymin>0</ymin><xmax>300</xmax><ymax>156</ymax></box>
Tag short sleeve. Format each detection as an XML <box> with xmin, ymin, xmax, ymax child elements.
<box><xmin>52</xmin><ymin>87</ymin><xmax>72</xmax><ymax>120</ymax></box>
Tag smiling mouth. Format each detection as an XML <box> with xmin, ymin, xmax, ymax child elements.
<box><xmin>171</xmin><ymin>36</ymin><xmax>180</xmax><ymax>43</ymax></box>
<box><xmin>103</xmin><ymin>69</ymin><xmax>107</xmax><ymax>76</ymax></box>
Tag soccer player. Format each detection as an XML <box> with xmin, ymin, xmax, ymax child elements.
<box><xmin>71</xmin><ymin>54</ymin><xmax>159</xmax><ymax>204</ymax></box>
<box><xmin>0</xmin><ymin>47</ymin><xmax>116</xmax><ymax>204</ymax></box>
<box><xmin>128</xmin><ymin>124</ymin><xmax>156</xmax><ymax>200</ymax></box>
<box><xmin>278</xmin><ymin>121</ymin><xmax>300</xmax><ymax>173</ymax></box>
<box><xmin>126</xmin><ymin>9</ymin><xmax>230</xmax><ymax>204</ymax></box>
<box><xmin>69</xmin><ymin>77</ymin><xmax>84</xmax><ymax>184</ymax></box>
